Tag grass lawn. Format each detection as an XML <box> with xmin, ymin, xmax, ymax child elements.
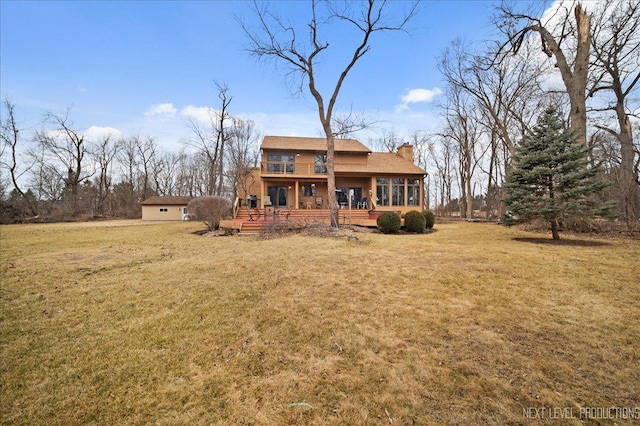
<box><xmin>1</xmin><ymin>220</ymin><xmax>638</xmax><ymax>425</ymax></box>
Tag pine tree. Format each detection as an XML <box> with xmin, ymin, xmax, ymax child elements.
<box><xmin>502</xmin><ymin>108</ymin><xmax>612</xmax><ymax>239</ymax></box>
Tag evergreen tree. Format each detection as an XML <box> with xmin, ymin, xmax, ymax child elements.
<box><xmin>502</xmin><ymin>108</ymin><xmax>612</xmax><ymax>239</ymax></box>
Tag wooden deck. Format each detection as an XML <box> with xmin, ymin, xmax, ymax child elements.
<box><xmin>220</xmin><ymin>208</ymin><xmax>377</xmax><ymax>234</ymax></box>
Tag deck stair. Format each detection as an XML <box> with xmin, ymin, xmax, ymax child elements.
<box><xmin>226</xmin><ymin>208</ymin><xmax>372</xmax><ymax>234</ymax></box>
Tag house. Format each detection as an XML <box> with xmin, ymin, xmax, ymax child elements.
<box><xmin>140</xmin><ymin>196</ymin><xmax>193</xmax><ymax>221</ymax></box>
<box><xmin>238</xmin><ymin>135</ymin><xmax>427</xmax><ymax>218</ymax></box>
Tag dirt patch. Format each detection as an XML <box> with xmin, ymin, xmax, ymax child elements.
<box><xmin>192</xmin><ymin>228</ymin><xmax>235</xmax><ymax>237</ymax></box>
<box><xmin>513</xmin><ymin>237</ymin><xmax>610</xmax><ymax>247</ymax></box>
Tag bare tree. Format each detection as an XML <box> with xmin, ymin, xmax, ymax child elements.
<box><xmin>589</xmin><ymin>0</ymin><xmax>640</xmax><ymax>227</ymax></box>
<box><xmin>438</xmin><ymin>84</ymin><xmax>486</xmax><ymax>219</ymax></box>
<box><xmin>114</xmin><ymin>136</ymin><xmax>140</xmax><ymax>216</ymax></box>
<box><xmin>428</xmin><ymin>136</ymin><xmax>454</xmax><ymax>217</ymax></box>
<box><xmin>439</xmin><ymin>39</ymin><xmax>543</xmax><ymax>157</ymax></box>
<box><xmin>114</xmin><ymin>135</ymin><xmax>158</xmax><ymax>217</ymax></box>
<box><xmin>35</xmin><ymin>109</ymin><xmax>94</xmax><ymax>214</ymax></box>
<box><xmin>407</xmin><ymin>130</ymin><xmax>432</xmax><ymax>210</ymax></box>
<box><xmin>331</xmin><ymin>109</ymin><xmax>376</xmax><ymax>139</ymax></box>
<box><xmin>242</xmin><ymin>0</ymin><xmax>417</xmax><ymax>226</ymax></box>
<box><xmin>89</xmin><ymin>135</ymin><xmax>119</xmax><ymax>215</ymax></box>
<box><xmin>370</xmin><ymin>129</ymin><xmax>403</xmax><ymax>153</ymax></box>
<box><xmin>134</xmin><ymin>135</ymin><xmax>158</xmax><ymax>200</ymax></box>
<box><xmin>183</xmin><ymin>83</ymin><xmax>233</xmax><ymax>196</ymax></box>
<box><xmin>226</xmin><ymin>117</ymin><xmax>260</xmax><ymax>199</ymax></box>
<box><xmin>152</xmin><ymin>151</ymin><xmax>184</xmax><ymax>197</ymax></box>
<box><xmin>0</xmin><ymin>99</ymin><xmax>38</xmax><ymax>216</ymax></box>
<box><xmin>496</xmin><ymin>1</ymin><xmax>591</xmax><ymax>146</ymax></box>
<box><xmin>440</xmin><ymin>39</ymin><xmax>551</xmax><ymax>219</ymax></box>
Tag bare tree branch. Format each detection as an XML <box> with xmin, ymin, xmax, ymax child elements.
<box><xmin>242</xmin><ymin>0</ymin><xmax>418</xmax><ymax>226</ymax></box>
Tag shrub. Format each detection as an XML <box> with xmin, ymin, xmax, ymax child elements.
<box><xmin>423</xmin><ymin>211</ymin><xmax>436</xmax><ymax>229</ymax></box>
<box><xmin>404</xmin><ymin>210</ymin><xmax>426</xmax><ymax>233</ymax></box>
<box><xmin>187</xmin><ymin>196</ymin><xmax>231</xmax><ymax>231</ymax></box>
<box><xmin>376</xmin><ymin>211</ymin><xmax>401</xmax><ymax>234</ymax></box>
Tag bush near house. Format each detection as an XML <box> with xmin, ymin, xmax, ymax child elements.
<box><xmin>376</xmin><ymin>211</ymin><xmax>401</xmax><ymax>234</ymax></box>
<box><xmin>423</xmin><ymin>210</ymin><xmax>436</xmax><ymax>229</ymax></box>
<box><xmin>404</xmin><ymin>210</ymin><xmax>426</xmax><ymax>233</ymax></box>
<box><xmin>187</xmin><ymin>196</ymin><xmax>231</xmax><ymax>231</ymax></box>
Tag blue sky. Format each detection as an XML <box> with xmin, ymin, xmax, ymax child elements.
<box><xmin>2</xmin><ymin>0</ymin><xmax>510</xmax><ymax>151</ymax></box>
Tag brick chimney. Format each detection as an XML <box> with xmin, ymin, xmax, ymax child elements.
<box><xmin>397</xmin><ymin>143</ymin><xmax>414</xmax><ymax>162</ymax></box>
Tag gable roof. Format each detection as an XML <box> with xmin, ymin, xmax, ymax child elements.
<box><xmin>261</xmin><ymin>135</ymin><xmax>371</xmax><ymax>153</ymax></box>
<box><xmin>335</xmin><ymin>153</ymin><xmax>426</xmax><ymax>175</ymax></box>
<box><xmin>140</xmin><ymin>196</ymin><xmax>194</xmax><ymax>206</ymax></box>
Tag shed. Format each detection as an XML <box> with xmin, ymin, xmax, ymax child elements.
<box><xmin>140</xmin><ymin>196</ymin><xmax>194</xmax><ymax>221</ymax></box>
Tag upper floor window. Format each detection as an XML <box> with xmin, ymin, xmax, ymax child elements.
<box><xmin>314</xmin><ymin>154</ymin><xmax>327</xmax><ymax>174</ymax></box>
<box><xmin>266</xmin><ymin>154</ymin><xmax>295</xmax><ymax>173</ymax></box>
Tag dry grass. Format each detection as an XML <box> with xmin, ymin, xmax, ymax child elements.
<box><xmin>1</xmin><ymin>220</ymin><xmax>638</xmax><ymax>425</ymax></box>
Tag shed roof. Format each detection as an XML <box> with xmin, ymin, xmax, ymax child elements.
<box><xmin>140</xmin><ymin>196</ymin><xmax>194</xmax><ymax>206</ymax></box>
<box><xmin>261</xmin><ymin>135</ymin><xmax>371</xmax><ymax>153</ymax></box>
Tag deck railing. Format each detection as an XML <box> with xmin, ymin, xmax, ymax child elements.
<box><xmin>261</xmin><ymin>161</ymin><xmax>328</xmax><ymax>176</ymax></box>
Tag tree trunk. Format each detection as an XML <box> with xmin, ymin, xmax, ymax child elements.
<box><xmin>615</xmin><ymin>93</ymin><xmax>639</xmax><ymax>228</ymax></box>
<box><xmin>516</xmin><ymin>4</ymin><xmax>591</xmax><ymax>146</ymax></box>
<box><xmin>550</xmin><ymin>219</ymin><xmax>560</xmax><ymax>240</ymax></box>
<box><xmin>563</xmin><ymin>5</ymin><xmax>590</xmax><ymax>147</ymax></box>
<box><xmin>465</xmin><ymin>155</ymin><xmax>473</xmax><ymax>219</ymax></box>
<box><xmin>323</xmin><ymin>124</ymin><xmax>339</xmax><ymax>227</ymax></box>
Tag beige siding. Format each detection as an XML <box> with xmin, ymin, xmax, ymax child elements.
<box><xmin>142</xmin><ymin>205</ymin><xmax>186</xmax><ymax>221</ymax></box>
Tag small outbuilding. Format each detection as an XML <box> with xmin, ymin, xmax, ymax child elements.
<box><xmin>140</xmin><ymin>196</ymin><xmax>194</xmax><ymax>221</ymax></box>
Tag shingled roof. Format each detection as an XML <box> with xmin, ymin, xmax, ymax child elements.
<box><xmin>335</xmin><ymin>152</ymin><xmax>426</xmax><ymax>175</ymax></box>
<box><xmin>261</xmin><ymin>136</ymin><xmax>371</xmax><ymax>153</ymax></box>
<box><xmin>140</xmin><ymin>196</ymin><xmax>194</xmax><ymax>205</ymax></box>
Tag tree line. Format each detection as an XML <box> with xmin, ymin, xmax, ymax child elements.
<box><xmin>0</xmin><ymin>85</ymin><xmax>260</xmax><ymax>223</ymax></box>
<box><xmin>421</xmin><ymin>0</ymin><xmax>639</xmax><ymax>229</ymax></box>
<box><xmin>2</xmin><ymin>1</ymin><xmax>639</xmax><ymax>230</ymax></box>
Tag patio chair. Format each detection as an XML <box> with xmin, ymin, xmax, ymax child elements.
<box><xmin>263</xmin><ymin>195</ymin><xmax>272</xmax><ymax>206</ymax></box>
<box><xmin>315</xmin><ymin>196</ymin><xmax>323</xmax><ymax>209</ymax></box>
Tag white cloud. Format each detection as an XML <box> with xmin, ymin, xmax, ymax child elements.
<box><xmin>246</xmin><ymin>111</ymin><xmax>319</xmax><ymax>137</ymax></box>
<box><xmin>84</xmin><ymin>126</ymin><xmax>122</xmax><ymax>140</ymax></box>
<box><xmin>401</xmin><ymin>88</ymin><xmax>443</xmax><ymax>104</ymax></box>
<box><xmin>145</xmin><ymin>103</ymin><xmax>177</xmax><ymax>118</ymax></box>
<box><xmin>180</xmin><ymin>105</ymin><xmax>219</xmax><ymax>123</ymax></box>
<box><xmin>396</xmin><ymin>87</ymin><xmax>443</xmax><ymax>113</ymax></box>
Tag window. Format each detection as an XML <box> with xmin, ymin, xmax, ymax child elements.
<box><xmin>302</xmin><ymin>184</ymin><xmax>317</xmax><ymax>197</ymax></box>
<box><xmin>407</xmin><ymin>178</ymin><xmax>420</xmax><ymax>206</ymax></box>
<box><xmin>376</xmin><ymin>178</ymin><xmax>389</xmax><ymax>206</ymax></box>
<box><xmin>392</xmin><ymin>178</ymin><xmax>405</xmax><ymax>206</ymax></box>
<box><xmin>337</xmin><ymin>187</ymin><xmax>362</xmax><ymax>208</ymax></box>
<box><xmin>159</xmin><ymin>208</ymin><xmax>168</xmax><ymax>212</ymax></box>
<box><xmin>267</xmin><ymin>154</ymin><xmax>295</xmax><ymax>173</ymax></box>
<box><xmin>314</xmin><ymin>154</ymin><xmax>327</xmax><ymax>174</ymax></box>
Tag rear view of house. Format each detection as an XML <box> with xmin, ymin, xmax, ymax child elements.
<box><xmin>240</xmin><ymin>136</ymin><xmax>427</xmax><ymax>215</ymax></box>
<box><xmin>223</xmin><ymin>135</ymin><xmax>427</xmax><ymax>233</ymax></box>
